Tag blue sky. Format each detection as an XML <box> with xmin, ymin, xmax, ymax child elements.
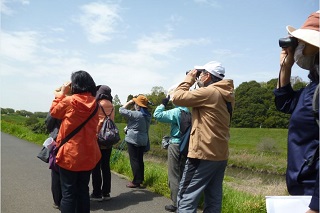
<box><xmin>1</xmin><ymin>0</ymin><xmax>318</xmax><ymax>112</ymax></box>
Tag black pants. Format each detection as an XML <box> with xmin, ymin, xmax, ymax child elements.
<box><xmin>91</xmin><ymin>148</ymin><xmax>112</xmax><ymax>196</ymax></box>
<box><xmin>51</xmin><ymin>169</ymin><xmax>62</xmax><ymax>206</ymax></box>
<box><xmin>59</xmin><ymin>167</ymin><xmax>91</xmax><ymax>213</ymax></box>
<box><xmin>127</xmin><ymin>143</ymin><xmax>145</xmax><ymax>185</ymax></box>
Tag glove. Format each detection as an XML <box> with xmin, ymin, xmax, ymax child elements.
<box><xmin>162</xmin><ymin>96</ymin><xmax>170</xmax><ymax>107</ymax></box>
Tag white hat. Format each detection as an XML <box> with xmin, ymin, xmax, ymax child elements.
<box><xmin>286</xmin><ymin>11</ymin><xmax>320</xmax><ymax>48</ymax></box>
<box><xmin>194</xmin><ymin>61</ymin><xmax>225</xmax><ymax>79</ymax></box>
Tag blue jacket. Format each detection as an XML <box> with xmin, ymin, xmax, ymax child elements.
<box><xmin>153</xmin><ymin>104</ymin><xmax>189</xmax><ymax>144</ymax></box>
<box><xmin>274</xmin><ymin>81</ymin><xmax>319</xmax><ymax>210</ymax></box>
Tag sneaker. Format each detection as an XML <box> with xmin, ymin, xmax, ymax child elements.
<box><xmin>90</xmin><ymin>193</ymin><xmax>103</xmax><ymax>202</ymax></box>
<box><xmin>102</xmin><ymin>194</ymin><xmax>111</xmax><ymax>201</ymax></box>
<box><xmin>165</xmin><ymin>205</ymin><xmax>177</xmax><ymax>212</ymax></box>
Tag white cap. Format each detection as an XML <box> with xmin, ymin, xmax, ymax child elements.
<box><xmin>194</xmin><ymin>61</ymin><xmax>225</xmax><ymax>79</ymax></box>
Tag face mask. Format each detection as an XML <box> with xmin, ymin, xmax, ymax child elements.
<box><xmin>294</xmin><ymin>42</ymin><xmax>316</xmax><ymax>70</ymax></box>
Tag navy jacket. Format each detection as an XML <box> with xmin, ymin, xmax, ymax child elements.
<box><xmin>274</xmin><ymin>81</ymin><xmax>319</xmax><ymax>211</ymax></box>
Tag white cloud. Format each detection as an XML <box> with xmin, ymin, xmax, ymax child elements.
<box><xmin>1</xmin><ymin>0</ymin><xmax>13</xmax><ymax>15</ymax></box>
<box><xmin>1</xmin><ymin>30</ymin><xmax>39</xmax><ymax>62</ymax></box>
<box><xmin>1</xmin><ymin>0</ymin><xmax>30</xmax><ymax>15</ymax></box>
<box><xmin>193</xmin><ymin>0</ymin><xmax>220</xmax><ymax>8</ymax></box>
<box><xmin>135</xmin><ymin>32</ymin><xmax>210</xmax><ymax>56</ymax></box>
<box><xmin>77</xmin><ymin>2</ymin><xmax>122</xmax><ymax>43</ymax></box>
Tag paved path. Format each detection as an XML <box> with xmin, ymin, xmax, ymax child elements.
<box><xmin>1</xmin><ymin>133</ymin><xmax>174</xmax><ymax>213</ymax></box>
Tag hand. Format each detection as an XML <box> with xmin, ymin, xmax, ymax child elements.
<box><xmin>162</xmin><ymin>96</ymin><xmax>170</xmax><ymax>107</ymax></box>
<box><xmin>280</xmin><ymin>47</ymin><xmax>295</xmax><ymax>70</ymax></box>
<box><xmin>187</xmin><ymin>69</ymin><xmax>198</xmax><ymax>79</ymax></box>
<box><xmin>60</xmin><ymin>82</ymin><xmax>71</xmax><ymax>95</ymax></box>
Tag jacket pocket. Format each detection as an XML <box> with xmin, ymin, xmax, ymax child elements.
<box><xmin>297</xmin><ymin>146</ymin><xmax>319</xmax><ymax>184</ymax></box>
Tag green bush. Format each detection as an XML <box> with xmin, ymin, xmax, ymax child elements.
<box><xmin>256</xmin><ymin>137</ymin><xmax>281</xmax><ymax>154</ymax></box>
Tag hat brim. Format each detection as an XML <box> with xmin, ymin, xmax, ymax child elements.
<box><xmin>286</xmin><ymin>25</ymin><xmax>320</xmax><ymax>48</ymax></box>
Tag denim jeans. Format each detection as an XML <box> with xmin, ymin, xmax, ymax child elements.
<box><xmin>59</xmin><ymin>167</ymin><xmax>92</xmax><ymax>213</ymax></box>
<box><xmin>91</xmin><ymin>148</ymin><xmax>112</xmax><ymax>196</ymax></box>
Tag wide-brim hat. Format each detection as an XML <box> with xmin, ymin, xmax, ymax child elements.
<box><xmin>286</xmin><ymin>11</ymin><xmax>320</xmax><ymax>48</ymax></box>
<box><xmin>133</xmin><ymin>95</ymin><xmax>148</xmax><ymax>108</ymax></box>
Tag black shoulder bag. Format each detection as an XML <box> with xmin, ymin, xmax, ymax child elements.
<box><xmin>37</xmin><ymin>104</ymin><xmax>98</xmax><ymax>163</ymax></box>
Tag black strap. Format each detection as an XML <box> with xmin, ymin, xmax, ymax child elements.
<box><xmin>226</xmin><ymin>102</ymin><xmax>233</xmax><ymax>125</ymax></box>
<box><xmin>99</xmin><ymin>103</ymin><xmax>114</xmax><ymax>117</ymax></box>
<box><xmin>57</xmin><ymin>104</ymin><xmax>99</xmax><ymax>150</ymax></box>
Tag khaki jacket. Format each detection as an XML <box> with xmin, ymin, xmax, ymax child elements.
<box><xmin>172</xmin><ymin>75</ymin><xmax>235</xmax><ymax>161</ymax></box>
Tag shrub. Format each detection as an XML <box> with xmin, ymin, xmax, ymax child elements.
<box><xmin>256</xmin><ymin>137</ymin><xmax>281</xmax><ymax>154</ymax></box>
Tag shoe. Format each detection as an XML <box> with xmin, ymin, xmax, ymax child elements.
<box><xmin>52</xmin><ymin>203</ymin><xmax>60</xmax><ymax>209</ymax></box>
<box><xmin>126</xmin><ymin>182</ymin><xmax>140</xmax><ymax>188</ymax></box>
<box><xmin>165</xmin><ymin>205</ymin><xmax>177</xmax><ymax>212</ymax></box>
<box><xmin>90</xmin><ymin>193</ymin><xmax>103</xmax><ymax>202</ymax></box>
<box><xmin>102</xmin><ymin>194</ymin><xmax>111</xmax><ymax>201</ymax></box>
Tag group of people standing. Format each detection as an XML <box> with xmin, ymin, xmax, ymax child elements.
<box><xmin>43</xmin><ymin>10</ymin><xmax>319</xmax><ymax>213</ymax></box>
<box><xmin>45</xmin><ymin>71</ymin><xmax>153</xmax><ymax>213</ymax></box>
<box><xmin>46</xmin><ymin>71</ymin><xmax>115</xmax><ymax>212</ymax></box>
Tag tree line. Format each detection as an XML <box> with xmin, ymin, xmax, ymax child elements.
<box><xmin>1</xmin><ymin>77</ymin><xmax>307</xmax><ymax>131</ymax></box>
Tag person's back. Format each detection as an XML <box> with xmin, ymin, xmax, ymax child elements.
<box><xmin>119</xmin><ymin>95</ymin><xmax>151</xmax><ymax>188</ymax></box>
<box><xmin>153</xmin><ymin>98</ymin><xmax>189</xmax><ymax>212</ymax></box>
<box><xmin>51</xmin><ymin>92</ymin><xmax>101</xmax><ymax>171</ymax></box>
<box><xmin>173</xmin><ymin>77</ymin><xmax>234</xmax><ymax>160</ymax></box>
<box><xmin>120</xmin><ymin>107</ymin><xmax>150</xmax><ymax>146</ymax></box>
<box><xmin>91</xmin><ymin>85</ymin><xmax>115</xmax><ymax>201</ymax></box>
<box><xmin>172</xmin><ymin>61</ymin><xmax>235</xmax><ymax>213</ymax></box>
<box><xmin>49</xmin><ymin>70</ymin><xmax>101</xmax><ymax>213</ymax></box>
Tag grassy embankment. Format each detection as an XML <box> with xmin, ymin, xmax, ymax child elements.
<box><xmin>1</xmin><ymin>114</ymin><xmax>289</xmax><ymax>212</ymax></box>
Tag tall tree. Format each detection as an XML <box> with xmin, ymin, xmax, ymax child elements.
<box><xmin>113</xmin><ymin>94</ymin><xmax>122</xmax><ymax>106</ymax></box>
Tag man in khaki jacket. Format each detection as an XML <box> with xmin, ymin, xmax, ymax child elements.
<box><xmin>172</xmin><ymin>61</ymin><xmax>235</xmax><ymax>213</ymax></box>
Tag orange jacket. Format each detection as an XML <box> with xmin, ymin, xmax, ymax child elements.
<box><xmin>50</xmin><ymin>92</ymin><xmax>101</xmax><ymax>171</ymax></box>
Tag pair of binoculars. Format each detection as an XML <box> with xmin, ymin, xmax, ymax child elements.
<box><xmin>279</xmin><ymin>37</ymin><xmax>298</xmax><ymax>48</ymax></box>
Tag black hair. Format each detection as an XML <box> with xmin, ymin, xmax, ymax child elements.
<box><xmin>71</xmin><ymin>70</ymin><xmax>97</xmax><ymax>97</ymax></box>
<box><xmin>211</xmin><ymin>74</ymin><xmax>223</xmax><ymax>83</ymax></box>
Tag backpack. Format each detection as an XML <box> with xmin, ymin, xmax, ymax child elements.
<box><xmin>178</xmin><ymin>109</ymin><xmax>192</xmax><ymax>158</ymax></box>
<box><xmin>97</xmin><ymin>104</ymin><xmax>121</xmax><ymax>148</ymax></box>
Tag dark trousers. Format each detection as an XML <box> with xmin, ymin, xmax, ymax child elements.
<box><xmin>91</xmin><ymin>148</ymin><xmax>112</xmax><ymax>196</ymax></box>
<box><xmin>127</xmin><ymin>143</ymin><xmax>145</xmax><ymax>184</ymax></box>
<box><xmin>59</xmin><ymin>167</ymin><xmax>91</xmax><ymax>213</ymax></box>
<box><xmin>51</xmin><ymin>169</ymin><xmax>62</xmax><ymax>206</ymax></box>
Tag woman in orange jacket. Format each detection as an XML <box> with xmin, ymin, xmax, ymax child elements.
<box><xmin>50</xmin><ymin>70</ymin><xmax>101</xmax><ymax>213</ymax></box>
